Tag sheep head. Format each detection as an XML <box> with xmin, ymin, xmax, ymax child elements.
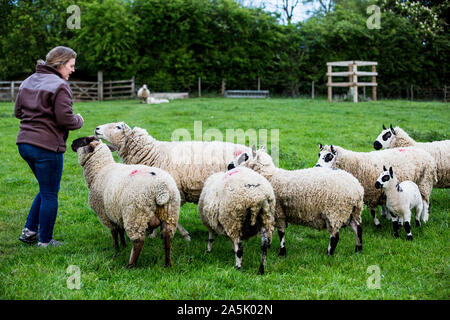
<box><xmin>94</xmin><ymin>122</ymin><xmax>131</xmax><ymax>147</ymax></box>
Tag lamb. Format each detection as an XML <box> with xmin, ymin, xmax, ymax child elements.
<box><xmin>316</xmin><ymin>144</ymin><xmax>437</xmax><ymax>227</ymax></box>
<box><xmin>375</xmin><ymin>166</ymin><xmax>425</xmax><ymax>240</ymax></box>
<box><xmin>228</xmin><ymin>146</ymin><xmax>364</xmax><ymax>256</ymax></box>
<box><xmin>71</xmin><ymin>136</ymin><xmax>180</xmax><ymax>268</ymax></box>
<box><xmin>373</xmin><ymin>124</ymin><xmax>450</xmax><ymax>188</ymax></box>
<box><xmin>198</xmin><ymin>166</ymin><xmax>275</xmax><ymax>275</ymax></box>
<box><xmin>137</xmin><ymin>84</ymin><xmax>150</xmax><ymax>103</ymax></box>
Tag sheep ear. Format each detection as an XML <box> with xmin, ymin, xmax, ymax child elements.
<box><xmin>237</xmin><ymin>153</ymin><xmax>249</xmax><ymax>165</ymax></box>
<box><xmin>382</xmin><ymin>124</ymin><xmax>387</xmax><ymax>130</ymax></box>
<box><xmin>260</xmin><ymin>145</ymin><xmax>266</xmax><ymax>152</ymax></box>
<box><xmin>251</xmin><ymin>145</ymin><xmax>256</xmax><ymax>158</ymax></box>
<box><xmin>331</xmin><ymin>145</ymin><xmax>336</xmax><ymax>155</ymax></box>
<box><xmin>389</xmin><ymin>166</ymin><xmax>394</xmax><ymax>178</ymax></box>
<box><xmin>318</xmin><ymin>143</ymin><xmax>323</xmax><ymax>150</ymax></box>
<box><xmin>390</xmin><ymin>124</ymin><xmax>396</xmax><ymax>135</ymax></box>
<box><xmin>383</xmin><ymin>165</ymin><xmax>387</xmax><ymax>171</ymax></box>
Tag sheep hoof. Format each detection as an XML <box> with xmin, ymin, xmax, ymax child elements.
<box><xmin>406</xmin><ymin>235</ymin><xmax>413</xmax><ymax>241</ymax></box>
<box><xmin>393</xmin><ymin>233</ymin><xmax>399</xmax><ymax>238</ymax></box>
<box><xmin>278</xmin><ymin>248</ymin><xmax>286</xmax><ymax>257</ymax></box>
<box><xmin>355</xmin><ymin>245</ymin><xmax>362</xmax><ymax>253</ymax></box>
<box><xmin>375</xmin><ymin>224</ymin><xmax>381</xmax><ymax>229</ymax></box>
<box><xmin>257</xmin><ymin>266</ymin><xmax>265</xmax><ymax>275</ymax></box>
<box><xmin>184</xmin><ymin>235</ymin><xmax>191</xmax><ymax>242</ymax></box>
<box><xmin>415</xmin><ymin>220</ymin><xmax>421</xmax><ymax>227</ymax></box>
<box><xmin>235</xmin><ymin>266</ymin><xmax>241</xmax><ymax>271</ymax></box>
<box><xmin>127</xmin><ymin>263</ymin><xmax>136</xmax><ymax>269</ymax></box>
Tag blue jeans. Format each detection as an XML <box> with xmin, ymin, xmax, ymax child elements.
<box><xmin>18</xmin><ymin>144</ymin><xmax>63</xmax><ymax>243</ymax></box>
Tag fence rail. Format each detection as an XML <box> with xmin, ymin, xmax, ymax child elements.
<box><xmin>0</xmin><ymin>72</ymin><xmax>135</xmax><ymax>102</ymax></box>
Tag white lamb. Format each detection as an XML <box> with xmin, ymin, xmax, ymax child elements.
<box><xmin>316</xmin><ymin>144</ymin><xmax>437</xmax><ymax>228</ymax></box>
<box><xmin>228</xmin><ymin>146</ymin><xmax>364</xmax><ymax>256</ymax></box>
<box><xmin>375</xmin><ymin>166</ymin><xmax>425</xmax><ymax>240</ymax></box>
<box><xmin>71</xmin><ymin>136</ymin><xmax>180</xmax><ymax>268</ymax></box>
<box><xmin>137</xmin><ymin>84</ymin><xmax>150</xmax><ymax>103</ymax></box>
<box><xmin>374</xmin><ymin>124</ymin><xmax>450</xmax><ymax>188</ymax></box>
<box><xmin>198</xmin><ymin>166</ymin><xmax>275</xmax><ymax>275</ymax></box>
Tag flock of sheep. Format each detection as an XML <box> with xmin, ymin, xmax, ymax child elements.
<box><xmin>71</xmin><ymin>122</ymin><xmax>449</xmax><ymax>274</ymax></box>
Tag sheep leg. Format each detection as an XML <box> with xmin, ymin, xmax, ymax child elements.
<box><xmin>422</xmin><ymin>200</ymin><xmax>429</xmax><ymax>223</ymax></box>
<box><xmin>161</xmin><ymin>222</ymin><xmax>172</xmax><ymax>267</ymax></box>
<box><xmin>111</xmin><ymin>228</ymin><xmax>120</xmax><ymax>252</ymax></box>
<box><xmin>403</xmin><ymin>210</ymin><xmax>413</xmax><ymax>240</ymax></box>
<box><xmin>258</xmin><ymin>229</ymin><xmax>269</xmax><ymax>276</ymax></box>
<box><xmin>207</xmin><ymin>230</ymin><xmax>215</xmax><ymax>253</ymax></box>
<box><xmin>370</xmin><ymin>208</ymin><xmax>381</xmax><ymax>228</ymax></box>
<box><xmin>350</xmin><ymin>219</ymin><xmax>363</xmax><ymax>253</ymax></box>
<box><xmin>177</xmin><ymin>223</ymin><xmax>191</xmax><ymax>242</ymax></box>
<box><xmin>233</xmin><ymin>240</ymin><xmax>243</xmax><ymax>271</ymax></box>
<box><xmin>128</xmin><ymin>239</ymin><xmax>144</xmax><ymax>268</ymax></box>
<box><xmin>119</xmin><ymin>228</ymin><xmax>127</xmax><ymax>248</ymax></box>
<box><xmin>392</xmin><ymin>216</ymin><xmax>400</xmax><ymax>238</ymax></box>
<box><xmin>327</xmin><ymin>231</ymin><xmax>339</xmax><ymax>256</ymax></box>
<box><xmin>415</xmin><ymin>200</ymin><xmax>424</xmax><ymax>227</ymax></box>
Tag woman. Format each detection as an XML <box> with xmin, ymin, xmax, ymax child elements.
<box><xmin>14</xmin><ymin>46</ymin><xmax>84</xmax><ymax>247</ymax></box>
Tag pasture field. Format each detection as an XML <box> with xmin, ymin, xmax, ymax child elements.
<box><xmin>0</xmin><ymin>98</ymin><xmax>448</xmax><ymax>300</ymax></box>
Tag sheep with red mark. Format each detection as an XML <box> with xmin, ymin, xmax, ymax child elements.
<box><xmin>374</xmin><ymin>125</ymin><xmax>450</xmax><ymax>188</ymax></box>
<box><xmin>71</xmin><ymin>136</ymin><xmax>180</xmax><ymax>268</ymax></box>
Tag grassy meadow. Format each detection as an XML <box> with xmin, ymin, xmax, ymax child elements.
<box><xmin>0</xmin><ymin>98</ymin><xmax>448</xmax><ymax>300</ymax></box>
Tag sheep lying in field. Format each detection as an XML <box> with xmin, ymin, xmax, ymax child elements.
<box><xmin>316</xmin><ymin>144</ymin><xmax>437</xmax><ymax>227</ymax></box>
<box><xmin>228</xmin><ymin>147</ymin><xmax>364</xmax><ymax>256</ymax></box>
<box><xmin>137</xmin><ymin>84</ymin><xmax>150</xmax><ymax>103</ymax></box>
<box><xmin>147</xmin><ymin>96</ymin><xmax>169</xmax><ymax>104</ymax></box>
<box><xmin>199</xmin><ymin>166</ymin><xmax>275</xmax><ymax>275</ymax></box>
<box><xmin>71</xmin><ymin>136</ymin><xmax>180</xmax><ymax>268</ymax></box>
<box><xmin>374</xmin><ymin>125</ymin><xmax>450</xmax><ymax>188</ymax></box>
<box><xmin>375</xmin><ymin>166</ymin><xmax>426</xmax><ymax>240</ymax></box>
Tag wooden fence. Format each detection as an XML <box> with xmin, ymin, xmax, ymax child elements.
<box><xmin>0</xmin><ymin>71</ymin><xmax>135</xmax><ymax>102</ymax></box>
<box><xmin>327</xmin><ymin>61</ymin><xmax>377</xmax><ymax>103</ymax></box>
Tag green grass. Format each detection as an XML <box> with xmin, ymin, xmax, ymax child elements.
<box><xmin>0</xmin><ymin>98</ymin><xmax>449</xmax><ymax>300</ymax></box>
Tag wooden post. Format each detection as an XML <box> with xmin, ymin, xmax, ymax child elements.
<box><xmin>258</xmin><ymin>77</ymin><xmax>261</xmax><ymax>91</ymax></box>
<box><xmin>353</xmin><ymin>63</ymin><xmax>358</xmax><ymax>103</ymax></box>
<box><xmin>444</xmin><ymin>85</ymin><xmax>447</xmax><ymax>103</ymax></box>
<box><xmin>198</xmin><ymin>77</ymin><xmax>201</xmax><ymax>97</ymax></box>
<box><xmin>131</xmin><ymin>76</ymin><xmax>135</xmax><ymax>97</ymax></box>
<box><xmin>97</xmin><ymin>71</ymin><xmax>103</xmax><ymax>101</ymax></box>
<box><xmin>348</xmin><ymin>63</ymin><xmax>353</xmax><ymax>99</ymax></box>
<box><xmin>372</xmin><ymin>65</ymin><xmax>377</xmax><ymax>101</ymax></box>
<box><xmin>411</xmin><ymin>85</ymin><xmax>414</xmax><ymax>101</ymax></box>
<box><xmin>10</xmin><ymin>81</ymin><xmax>15</xmax><ymax>102</ymax></box>
<box><xmin>312</xmin><ymin>81</ymin><xmax>315</xmax><ymax>100</ymax></box>
<box><xmin>221</xmin><ymin>79</ymin><xmax>226</xmax><ymax>96</ymax></box>
<box><xmin>327</xmin><ymin>65</ymin><xmax>332</xmax><ymax>102</ymax></box>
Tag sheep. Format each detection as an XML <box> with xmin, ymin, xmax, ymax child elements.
<box><xmin>198</xmin><ymin>166</ymin><xmax>275</xmax><ymax>275</ymax></box>
<box><xmin>147</xmin><ymin>96</ymin><xmax>170</xmax><ymax>104</ymax></box>
<box><xmin>228</xmin><ymin>146</ymin><xmax>364</xmax><ymax>256</ymax></box>
<box><xmin>373</xmin><ymin>124</ymin><xmax>450</xmax><ymax>188</ymax></box>
<box><xmin>71</xmin><ymin>136</ymin><xmax>180</xmax><ymax>268</ymax></box>
<box><xmin>316</xmin><ymin>144</ymin><xmax>437</xmax><ymax>228</ymax></box>
<box><xmin>137</xmin><ymin>84</ymin><xmax>150</xmax><ymax>103</ymax></box>
<box><xmin>375</xmin><ymin>166</ymin><xmax>425</xmax><ymax>240</ymax></box>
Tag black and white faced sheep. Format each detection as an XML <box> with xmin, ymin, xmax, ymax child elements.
<box><xmin>375</xmin><ymin>166</ymin><xmax>425</xmax><ymax>240</ymax></box>
<box><xmin>71</xmin><ymin>136</ymin><xmax>180</xmax><ymax>268</ymax></box>
<box><xmin>373</xmin><ymin>124</ymin><xmax>450</xmax><ymax>188</ymax></box>
<box><xmin>316</xmin><ymin>144</ymin><xmax>437</xmax><ymax>228</ymax></box>
<box><xmin>229</xmin><ymin>146</ymin><xmax>364</xmax><ymax>256</ymax></box>
<box><xmin>198</xmin><ymin>166</ymin><xmax>275</xmax><ymax>275</ymax></box>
